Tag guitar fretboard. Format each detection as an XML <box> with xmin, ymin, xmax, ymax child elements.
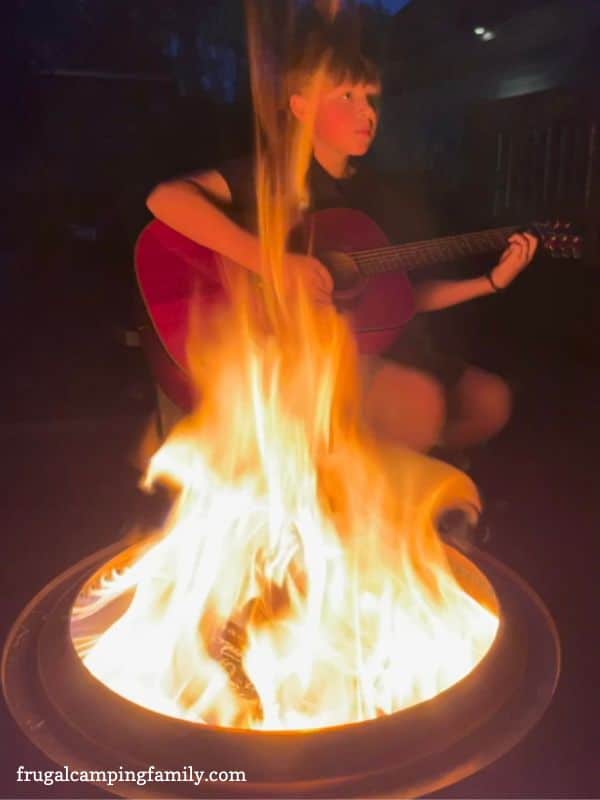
<box><xmin>351</xmin><ymin>226</ymin><xmax>518</xmax><ymax>275</ymax></box>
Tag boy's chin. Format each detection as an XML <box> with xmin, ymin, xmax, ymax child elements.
<box><xmin>348</xmin><ymin>141</ymin><xmax>372</xmax><ymax>156</ymax></box>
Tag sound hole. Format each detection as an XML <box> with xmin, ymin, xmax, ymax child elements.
<box><xmin>321</xmin><ymin>251</ymin><xmax>361</xmax><ymax>292</ymax></box>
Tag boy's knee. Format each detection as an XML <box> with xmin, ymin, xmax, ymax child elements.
<box><xmin>364</xmin><ymin>366</ymin><xmax>446</xmax><ymax>452</ymax></box>
<box><xmin>485</xmin><ymin>375</ymin><xmax>512</xmax><ymax>428</ymax></box>
<box><xmin>418</xmin><ymin>373</ymin><xmax>446</xmax><ymax>437</ymax></box>
<box><xmin>391</xmin><ymin>370</ymin><xmax>446</xmax><ymax>452</ymax></box>
<box><xmin>472</xmin><ymin>373</ymin><xmax>512</xmax><ymax>435</ymax></box>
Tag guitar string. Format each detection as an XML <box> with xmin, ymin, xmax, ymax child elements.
<box><xmin>347</xmin><ymin>219</ymin><xmax>571</xmax><ymax>259</ymax></box>
<box><xmin>347</xmin><ymin>229</ymin><xmax>573</xmax><ymax>275</ymax></box>
<box><xmin>349</xmin><ymin>229</ymin><xmax>517</xmax><ymax>273</ymax></box>
<box><xmin>344</xmin><ymin>223</ymin><xmax>569</xmax><ymax>262</ymax></box>
<box><xmin>345</xmin><ymin>233</ymin><xmax>517</xmax><ymax>271</ymax></box>
<box><xmin>353</xmin><ymin>236</ymin><xmax>507</xmax><ymax>265</ymax></box>
<box><xmin>346</xmin><ymin>226</ymin><xmax>517</xmax><ymax>260</ymax></box>
<box><xmin>351</xmin><ymin>228</ymin><xmax>565</xmax><ymax>266</ymax></box>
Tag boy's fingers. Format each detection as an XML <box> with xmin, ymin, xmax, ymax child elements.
<box><xmin>508</xmin><ymin>233</ymin><xmax>527</xmax><ymax>248</ymax></box>
<box><xmin>499</xmin><ymin>242</ymin><xmax>519</xmax><ymax>265</ymax></box>
<box><xmin>508</xmin><ymin>232</ymin><xmax>538</xmax><ymax>261</ymax></box>
<box><xmin>526</xmin><ymin>232</ymin><xmax>539</xmax><ymax>257</ymax></box>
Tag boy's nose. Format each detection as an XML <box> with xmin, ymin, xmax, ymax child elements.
<box><xmin>357</xmin><ymin>109</ymin><xmax>375</xmax><ymax>130</ymax></box>
<box><xmin>355</xmin><ymin>105</ymin><xmax>368</xmax><ymax>121</ymax></box>
<box><xmin>357</xmin><ymin>100</ymin><xmax>376</xmax><ymax>120</ymax></box>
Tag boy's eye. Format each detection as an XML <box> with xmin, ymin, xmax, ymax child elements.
<box><xmin>342</xmin><ymin>91</ymin><xmax>353</xmax><ymax>100</ymax></box>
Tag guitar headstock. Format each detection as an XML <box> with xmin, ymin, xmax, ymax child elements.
<box><xmin>530</xmin><ymin>220</ymin><xmax>584</xmax><ymax>259</ymax></box>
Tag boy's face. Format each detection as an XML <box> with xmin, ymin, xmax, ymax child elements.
<box><xmin>292</xmin><ymin>79</ymin><xmax>381</xmax><ymax>158</ymax></box>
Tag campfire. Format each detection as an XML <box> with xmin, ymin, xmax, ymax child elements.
<box><xmin>70</xmin><ymin>272</ymin><xmax>498</xmax><ymax>731</ymax></box>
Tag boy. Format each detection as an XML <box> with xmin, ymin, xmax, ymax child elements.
<box><xmin>146</xmin><ymin>43</ymin><xmax>538</xmax><ymax>454</ymax></box>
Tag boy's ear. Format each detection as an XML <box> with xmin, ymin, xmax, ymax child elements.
<box><xmin>289</xmin><ymin>92</ymin><xmax>308</xmax><ymax>122</ymax></box>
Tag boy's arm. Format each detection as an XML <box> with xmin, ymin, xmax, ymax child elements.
<box><xmin>413</xmin><ymin>275</ymin><xmax>494</xmax><ymax>312</ymax></box>
<box><xmin>146</xmin><ymin>170</ymin><xmax>334</xmax><ymax>304</ymax></box>
<box><xmin>146</xmin><ymin>170</ymin><xmax>262</xmax><ymax>274</ymax></box>
<box><xmin>413</xmin><ymin>232</ymin><xmax>538</xmax><ymax>312</ymax></box>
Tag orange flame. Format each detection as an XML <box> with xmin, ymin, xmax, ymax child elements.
<box><xmin>71</xmin><ymin>1</ymin><xmax>498</xmax><ymax>731</ymax></box>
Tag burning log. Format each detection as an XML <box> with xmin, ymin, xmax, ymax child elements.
<box><xmin>216</xmin><ymin>617</ymin><xmax>263</xmax><ymax>717</ymax></box>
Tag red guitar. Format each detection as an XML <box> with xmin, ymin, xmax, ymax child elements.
<box><xmin>135</xmin><ymin>210</ymin><xmax>582</xmax><ymax>411</ymax></box>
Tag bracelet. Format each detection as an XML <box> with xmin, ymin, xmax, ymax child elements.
<box><xmin>487</xmin><ymin>270</ymin><xmax>504</xmax><ymax>293</ymax></box>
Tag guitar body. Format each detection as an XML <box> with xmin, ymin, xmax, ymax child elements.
<box><xmin>135</xmin><ymin>220</ymin><xmax>227</xmax><ymax>411</ymax></box>
<box><xmin>135</xmin><ymin>209</ymin><xmax>415</xmax><ymax>411</ymax></box>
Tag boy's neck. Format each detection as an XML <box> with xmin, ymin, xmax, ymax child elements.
<box><xmin>313</xmin><ymin>141</ymin><xmax>351</xmax><ymax>179</ymax></box>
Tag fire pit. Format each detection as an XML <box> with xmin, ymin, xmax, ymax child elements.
<box><xmin>3</xmin><ymin>534</ymin><xmax>559</xmax><ymax>798</ymax></box>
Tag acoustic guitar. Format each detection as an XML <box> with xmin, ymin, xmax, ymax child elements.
<box><xmin>135</xmin><ymin>210</ymin><xmax>582</xmax><ymax>411</ymax></box>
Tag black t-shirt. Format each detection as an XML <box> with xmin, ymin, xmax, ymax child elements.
<box><xmin>216</xmin><ymin>155</ymin><xmax>439</xmax><ymax>247</ymax></box>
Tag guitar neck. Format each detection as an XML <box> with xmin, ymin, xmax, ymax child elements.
<box><xmin>352</xmin><ymin>226</ymin><xmax>518</xmax><ymax>276</ymax></box>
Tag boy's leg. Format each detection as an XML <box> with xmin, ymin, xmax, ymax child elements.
<box><xmin>442</xmin><ymin>366</ymin><xmax>512</xmax><ymax>449</ymax></box>
<box><xmin>361</xmin><ymin>356</ymin><xmax>446</xmax><ymax>452</ymax></box>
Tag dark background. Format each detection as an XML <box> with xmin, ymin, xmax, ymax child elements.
<box><xmin>1</xmin><ymin>1</ymin><xmax>599</xmax><ymax>797</ymax></box>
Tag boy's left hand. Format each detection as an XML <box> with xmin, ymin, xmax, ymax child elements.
<box><xmin>491</xmin><ymin>232</ymin><xmax>539</xmax><ymax>289</ymax></box>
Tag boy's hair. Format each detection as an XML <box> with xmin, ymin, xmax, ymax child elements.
<box><xmin>283</xmin><ymin>18</ymin><xmax>381</xmax><ymax>100</ymax></box>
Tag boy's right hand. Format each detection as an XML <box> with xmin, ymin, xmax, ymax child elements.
<box><xmin>282</xmin><ymin>253</ymin><xmax>334</xmax><ymax>306</ymax></box>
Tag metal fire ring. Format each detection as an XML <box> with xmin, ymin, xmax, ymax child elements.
<box><xmin>2</xmin><ymin>540</ymin><xmax>560</xmax><ymax>798</ymax></box>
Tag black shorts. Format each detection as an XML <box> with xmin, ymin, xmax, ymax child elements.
<box><xmin>384</xmin><ymin>316</ymin><xmax>467</xmax><ymax>393</ymax></box>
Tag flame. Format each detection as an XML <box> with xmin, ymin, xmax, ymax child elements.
<box><xmin>70</xmin><ymin>1</ymin><xmax>498</xmax><ymax>731</ymax></box>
